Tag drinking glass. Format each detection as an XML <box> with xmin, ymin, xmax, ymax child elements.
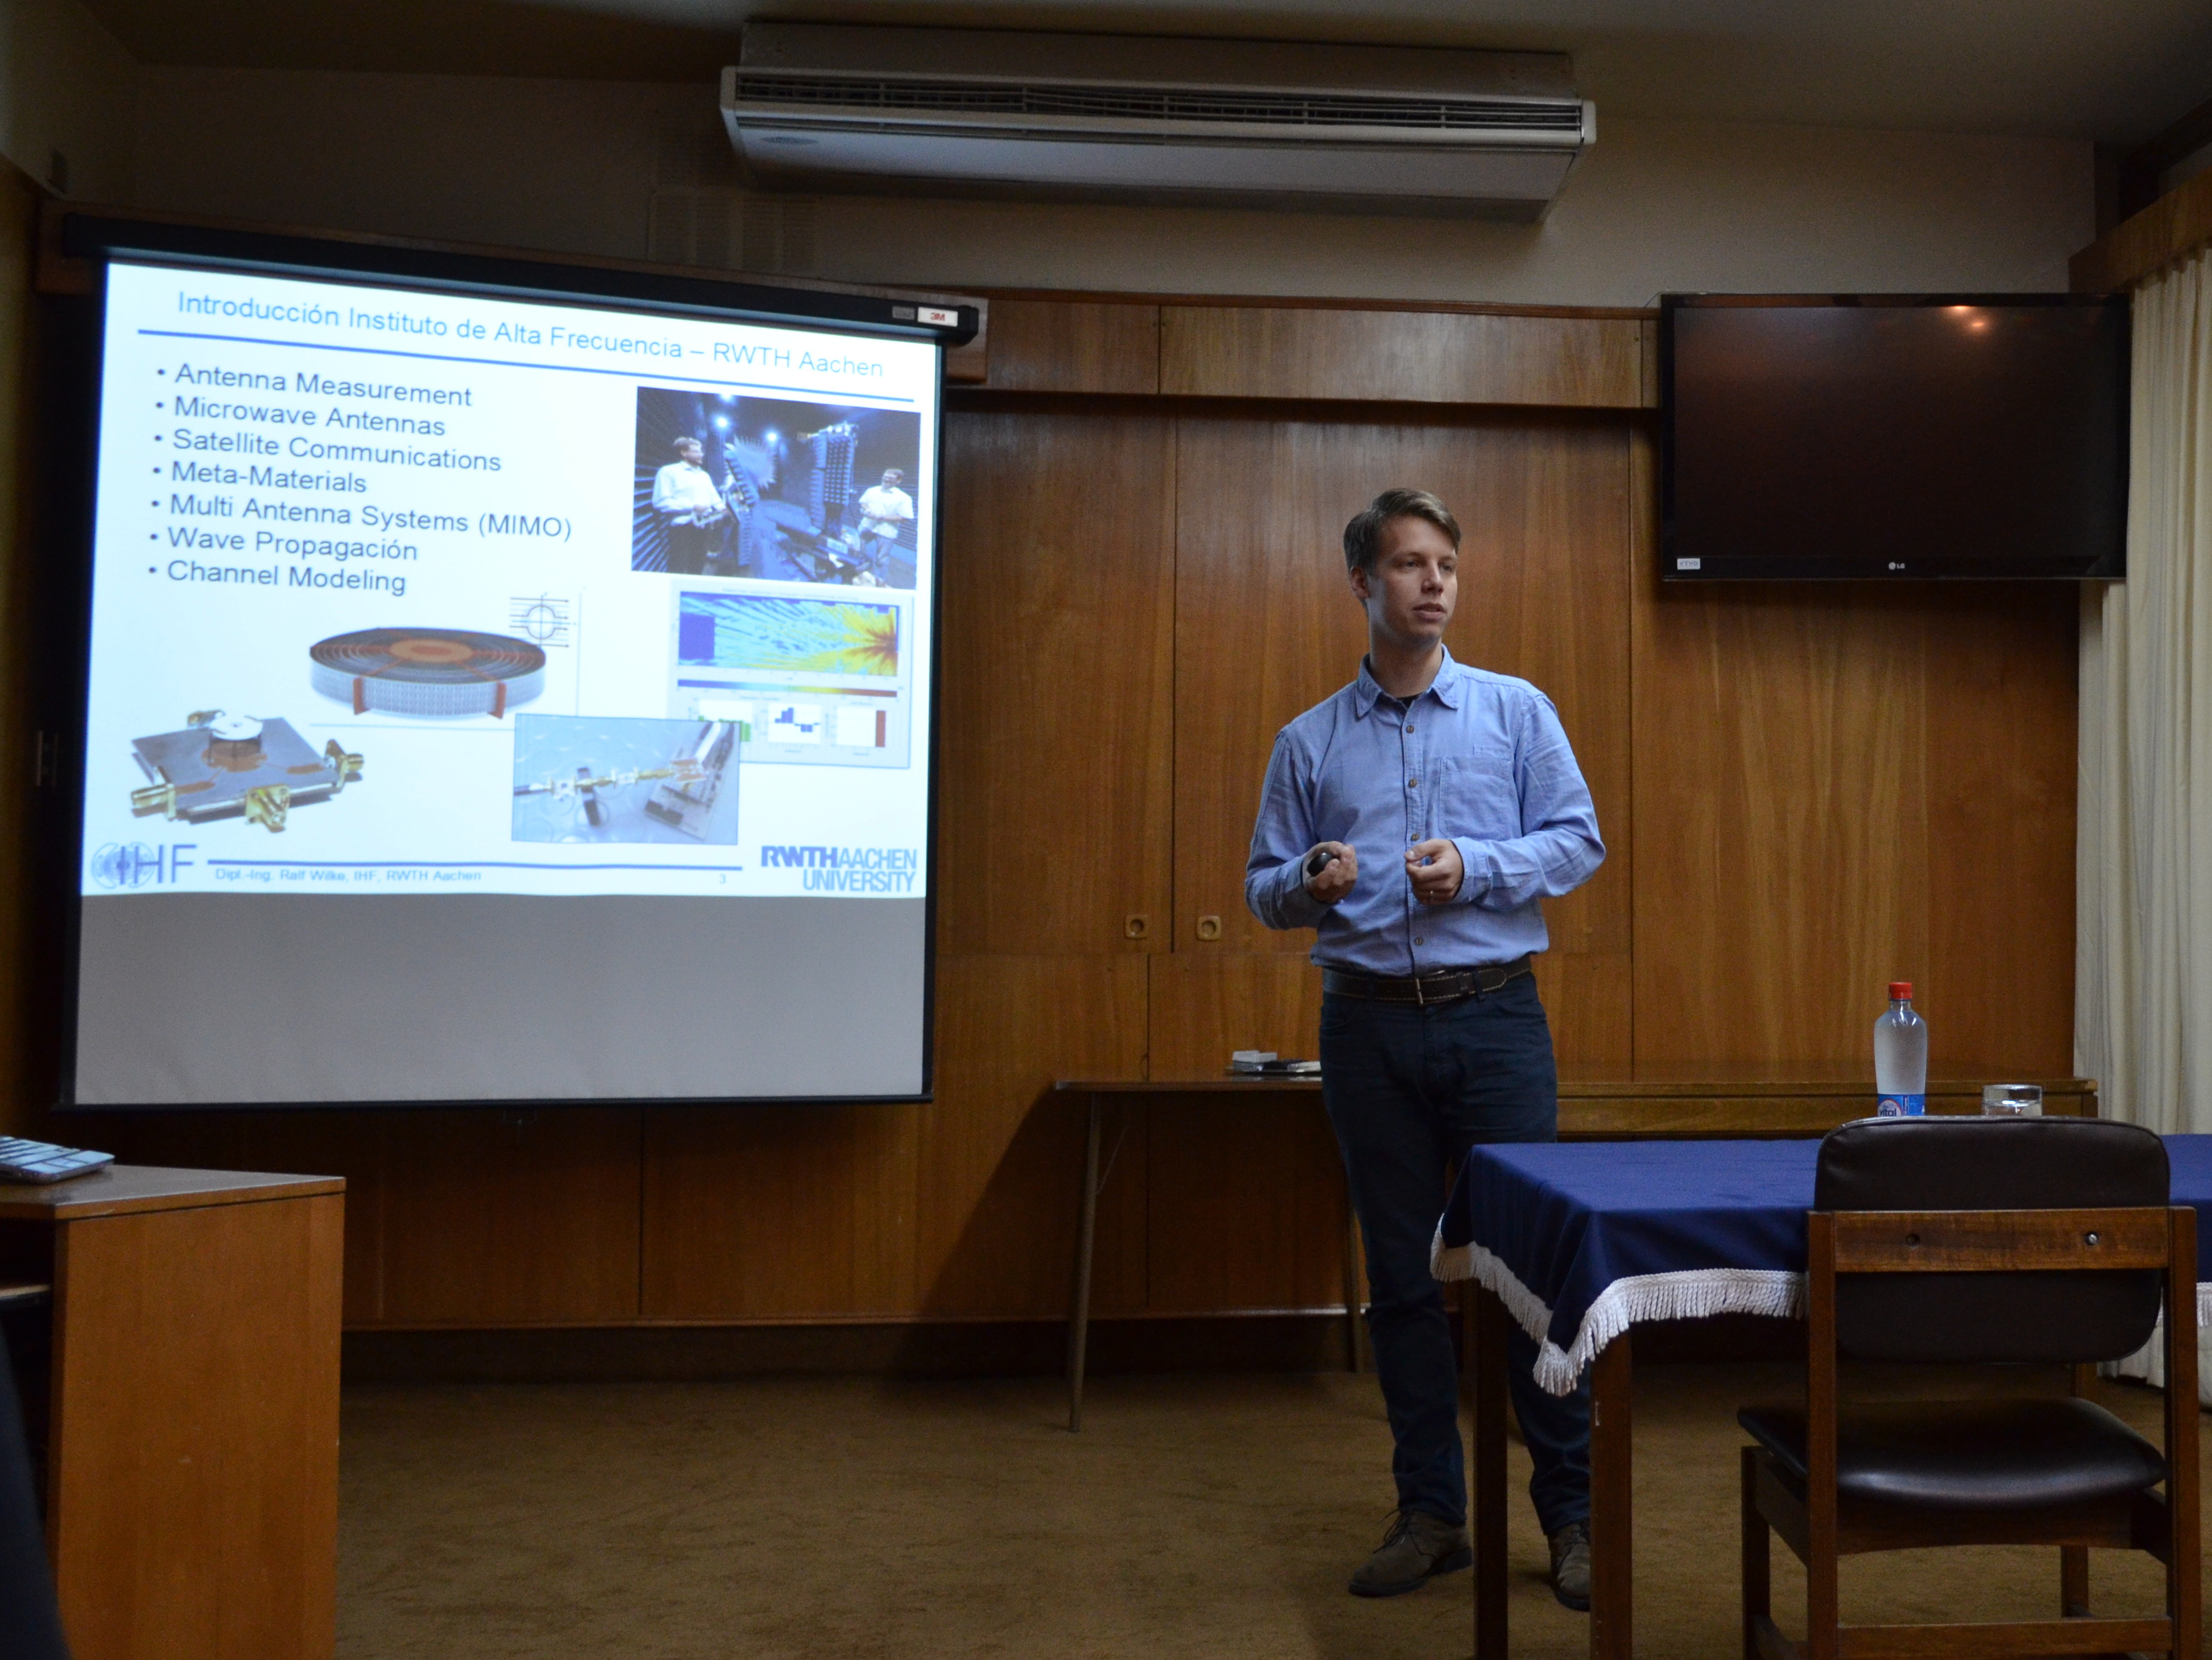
<box><xmin>1980</xmin><ymin>1082</ymin><xmax>2043</xmax><ymax>1116</ymax></box>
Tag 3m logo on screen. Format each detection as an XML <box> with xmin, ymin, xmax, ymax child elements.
<box><xmin>760</xmin><ymin>845</ymin><xmax>920</xmax><ymax>892</ymax></box>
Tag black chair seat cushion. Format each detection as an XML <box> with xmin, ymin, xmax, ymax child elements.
<box><xmin>1738</xmin><ymin>1398</ymin><xmax>2167</xmax><ymax>1511</ymax></box>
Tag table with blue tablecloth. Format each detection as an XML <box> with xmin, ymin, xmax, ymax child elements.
<box><xmin>1432</xmin><ymin>1133</ymin><xmax>2212</xmax><ymax>1660</ymax></box>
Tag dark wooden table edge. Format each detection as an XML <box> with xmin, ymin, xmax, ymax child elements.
<box><xmin>0</xmin><ymin>1167</ymin><xmax>346</xmax><ymax>1221</ymax></box>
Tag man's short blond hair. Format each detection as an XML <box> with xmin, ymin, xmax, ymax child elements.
<box><xmin>1343</xmin><ymin>489</ymin><xmax>1462</xmax><ymax>574</ymax></box>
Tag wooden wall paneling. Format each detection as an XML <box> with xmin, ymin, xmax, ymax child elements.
<box><xmin>79</xmin><ymin>1112</ymin><xmax>251</xmax><ymax>1172</ymax></box>
<box><xmin>1628</xmin><ymin>418</ymin><xmax>2076</xmax><ymax>1080</ymax></box>
<box><xmin>1141</xmin><ymin>954</ymin><xmax>1346</xmax><ymax>1314</ymax></box>
<box><xmin>2071</xmin><ymin>164</ymin><xmax>2212</xmax><ymax>293</ymax></box>
<box><xmin>936</xmin><ymin>409</ymin><xmax>1175</xmax><ymax>955</ymax></box>
<box><xmin>1469</xmin><ymin>421</ymin><xmax>1634</xmax><ymax>979</ymax></box>
<box><xmin>980</xmin><ymin>299</ymin><xmax>1161</xmax><ymax>394</ymax></box>
<box><xmin>235</xmin><ymin>1113</ymin><xmax>389</xmax><ymax>1326</ymax></box>
<box><xmin>1557</xmin><ymin>1079</ymin><xmax>2097</xmax><ymax>1137</ymax></box>
<box><xmin>1143</xmin><ymin>1088</ymin><xmax>1349</xmax><ymax>1312</ymax></box>
<box><xmin>1630</xmin><ymin>518</ymin><xmax>1935</xmax><ymax>1072</ymax></box>
<box><xmin>47</xmin><ymin>1192</ymin><xmax>341</xmax><ymax>1660</ymax></box>
<box><xmin>1535</xmin><ymin>950</ymin><xmax>1634</xmax><ymax>1079</ymax></box>
<box><xmin>1170</xmin><ymin>416</ymin><xmax>1635</xmax><ymax>978</ymax></box>
<box><xmin>1145</xmin><ymin>952</ymin><xmax>1323</xmax><ymax>1081</ymax></box>
<box><xmin>1160</xmin><ymin>307</ymin><xmax>1645</xmax><ymax>407</ymax></box>
<box><xmin>1077</xmin><ymin>1091</ymin><xmax>1155</xmax><ymax>1317</ymax></box>
<box><xmin>1921</xmin><ymin>584</ymin><xmax>2079</xmax><ymax>1076</ymax></box>
<box><xmin>1170</xmin><ymin>416</ymin><xmax>1363</xmax><ymax>958</ymax></box>
<box><xmin>372</xmin><ymin>1109</ymin><xmax>640</xmax><ymax>1326</ymax></box>
<box><xmin>915</xmin><ymin>955</ymin><xmax>1148</xmax><ymax>1317</ymax></box>
<box><xmin>639</xmin><ymin>1104</ymin><xmax>919</xmax><ymax>1319</ymax></box>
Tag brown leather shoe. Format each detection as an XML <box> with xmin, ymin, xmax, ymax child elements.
<box><xmin>1549</xmin><ymin>1520</ymin><xmax>1592</xmax><ymax>1610</ymax></box>
<box><xmin>1347</xmin><ymin>1509</ymin><xmax>1472</xmax><ymax>1598</ymax></box>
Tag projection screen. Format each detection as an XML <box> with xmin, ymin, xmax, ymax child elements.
<box><xmin>64</xmin><ymin>239</ymin><xmax>953</xmax><ymax>1107</ymax></box>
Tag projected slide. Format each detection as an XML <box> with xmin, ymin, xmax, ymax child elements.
<box><xmin>77</xmin><ymin>261</ymin><xmax>938</xmax><ymax>903</ymax></box>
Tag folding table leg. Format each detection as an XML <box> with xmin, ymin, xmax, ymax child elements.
<box><xmin>1473</xmin><ymin>1284</ymin><xmax>1510</xmax><ymax>1660</ymax></box>
<box><xmin>1590</xmin><ymin>1334</ymin><xmax>1634</xmax><ymax>1660</ymax></box>
<box><xmin>1066</xmin><ymin>1094</ymin><xmax>1102</xmax><ymax>1432</ymax></box>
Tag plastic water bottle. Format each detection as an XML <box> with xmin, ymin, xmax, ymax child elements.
<box><xmin>1873</xmin><ymin>982</ymin><xmax>1928</xmax><ymax>1118</ymax></box>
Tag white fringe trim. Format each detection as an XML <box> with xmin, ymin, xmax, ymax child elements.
<box><xmin>1434</xmin><ymin>1225</ymin><xmax>1805</xmax><ymax>1397</ymax></box>
<box><xmin>1435</xmin><ymin>1224</ymin><xmax>2212</xmax><ymax>1401</ymax></box>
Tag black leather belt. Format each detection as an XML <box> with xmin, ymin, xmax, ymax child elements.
<box><xmin>1322</xmin><ymin>956</ymin><xmax>1533</xmax><ymax>1005</ymax></box>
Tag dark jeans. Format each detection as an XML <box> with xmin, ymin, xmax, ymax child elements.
<box><xmin>664</xmin><ymin>520</ymin><xmax>711</xmax><ymax>575</ymax></box>
<box><xmin>1320</xmin><ymin>976</ymin><xmax>1592</xmax><ymax>1535</ymax></box>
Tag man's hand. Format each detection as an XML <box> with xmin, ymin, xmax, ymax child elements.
<box><xmin>1303</xmin><ymin>841</ymin><xmax>1358</xmax><ymax>904</ymax></box>
<box><xmin>1406</xmin><ymin>839</ymin><xmax>1464</xmax><ymax>904</ymax></box>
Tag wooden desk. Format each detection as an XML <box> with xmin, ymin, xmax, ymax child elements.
<box><xmin>0</xmin><ymin>1164</ymin><xmax>344</xmax><ymax>1660</ymax></box>
<box><xmin>1055</xmin><ymin>1079</ymin><xmax>1361</xmax><ymax>1431</ymax></box>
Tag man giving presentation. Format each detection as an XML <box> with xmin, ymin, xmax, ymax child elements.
<box><xmin>1243</xmin><ymin>488</ymin><xmax>1606</xmax><ymax>1608</ymax></box>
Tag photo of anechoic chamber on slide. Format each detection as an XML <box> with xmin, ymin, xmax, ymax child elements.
<box><xmin>511</xmin><ymin>714</ymin><xmax>739</xmax><ymax>844</ymax></box>
<box><xmin>631</xmin><ymin>388</ymin><xmax>924</xmax><ymax>588</ymax></box>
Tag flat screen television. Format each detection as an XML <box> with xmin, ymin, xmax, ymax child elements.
<box><xmin>1660</xmin><ymin>294</ymin><xmax>2129</xmax><ymax>581</ymax></box>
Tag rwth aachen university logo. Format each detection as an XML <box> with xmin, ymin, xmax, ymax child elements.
<box><xmin>759</xmin><ymin>845</ymin><xmax>919</xmax><ymax>893</ymax></box>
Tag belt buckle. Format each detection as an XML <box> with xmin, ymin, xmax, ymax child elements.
<box><xmin>1413</xmin><ymin>973</ymin><xmax>1427</xmax><ymax>1008</ymax></box>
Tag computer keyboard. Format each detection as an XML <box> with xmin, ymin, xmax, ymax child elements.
<box><xmin>0</xmin><ymin>1137</ymin><xmax>113</xmax><ymax>1184</ymax></box>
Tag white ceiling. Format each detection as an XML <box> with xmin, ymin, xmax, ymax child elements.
<box><xmin>84</xmin><ymin>0</ymin><xmax>2212</xmax><ymax>148</ymax></box>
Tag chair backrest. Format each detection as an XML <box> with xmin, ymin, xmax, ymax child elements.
<box><xmin>1813</xmin><ymin>1116</ymin><xmax>2169</xmax><ymax>1364</ymax></box>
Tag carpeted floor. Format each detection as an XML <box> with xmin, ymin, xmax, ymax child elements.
<box><xmin>337</xmin><ymin>1364</ymin><xmax>2186</xmax><ymax>1659</ymax></box>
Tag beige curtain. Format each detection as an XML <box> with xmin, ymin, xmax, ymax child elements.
<box><xmin>2080</xmin><ymin>249</ymin><xmax>2212</xmax><ymax>1399</ymax></box>
<box><xmin>2077</xmin><ymin>246</ymin><xmax>2212</xmax><ymax>1137</ymax></box>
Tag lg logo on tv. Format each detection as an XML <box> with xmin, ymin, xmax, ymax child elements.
<box><xmin>89</xmin><ymin>842</ymin><xmax>197</xmax><ymax>889</ymax></box>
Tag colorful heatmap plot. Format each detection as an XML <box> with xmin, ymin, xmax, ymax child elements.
<box><xmin>677</xmin><ymin>593</ymin><xmax>900</xmax><ymax>678</ymax></box>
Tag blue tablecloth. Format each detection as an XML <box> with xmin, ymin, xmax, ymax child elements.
<box><xmin>1432</xmin><ymin>1133</ymin><xmax>2212</xmax><ymax>1396</ymax></box>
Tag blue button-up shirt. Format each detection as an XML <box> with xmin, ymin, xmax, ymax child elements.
<box><xmin>1243</xmin><ymin>650</ymin><xmax>1605</xmax><ymax>974</ymax></box>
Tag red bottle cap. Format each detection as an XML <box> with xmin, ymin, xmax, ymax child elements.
<box><xmin>1888</xmin><ymin>981</ymin><xmax>1913</xmax><ymax>1000</ymax></box>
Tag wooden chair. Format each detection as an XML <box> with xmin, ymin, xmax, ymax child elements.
<box><xmin>1739</xmin><ymin>1116</ymin><xmax>2199</xmax><ymax>1660</ymax></box>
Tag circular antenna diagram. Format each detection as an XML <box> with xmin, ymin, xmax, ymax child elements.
<box><xmin>310</xmin><ymin>628</ymin><xmax>547</xmax><ymax>719</ymax></box>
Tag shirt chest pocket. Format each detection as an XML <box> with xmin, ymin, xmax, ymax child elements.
<box><xmin>1432</xmin><ymin>750</ymin><xmax>1523</xmax><ymax>840</ymax></box>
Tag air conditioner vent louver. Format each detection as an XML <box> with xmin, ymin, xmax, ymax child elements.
<box><xmin>730</xmin><ymin>74</ymin><xmax>1586</xmax><ymax>134</ymax></box>
<box><xmin>724</xmin><ymin>28</ymin><xmax>1594</xmax><ymax>221</ymax></box>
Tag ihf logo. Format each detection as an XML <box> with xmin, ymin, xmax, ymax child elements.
<box><xmin>89</xmin><ymin>843</ymin><xmax>194</xmax><ymax>888</ymax></box>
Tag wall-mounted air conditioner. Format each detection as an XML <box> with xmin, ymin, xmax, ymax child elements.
<box><xmin>722</xmin><ymin>25</ymin><xmax>1594</xmax><ymax>221</ymax></box>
